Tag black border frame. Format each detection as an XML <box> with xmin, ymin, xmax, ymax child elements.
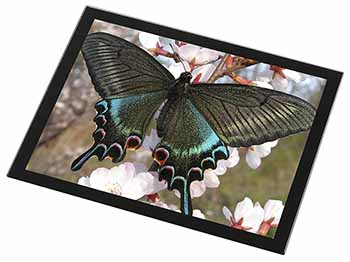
<box><xmin>7</xmin><ymin>6</ymin><xmax>342</xmax><ymax>254</ymax></box>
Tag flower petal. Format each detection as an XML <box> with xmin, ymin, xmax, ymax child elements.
<box><xmin>245</xmin><ymin>149</ymin><xmax>262</xmax><ymax>169</ymax></box>
<box><xmin>120</xmin><ymin>171</ymin><xmax>159</xmax><ymax>200</ymax></box>
<box><xmin>121</xmin><ymin>181</ymin><xmax>145</xmax><ymax>200</ymax></box>
<box><xmin>270</xmin><ymin>75</ymin><xmax>290</xmax><ymax>92</ymax></box>
<box><xmin>222</xmin><ymin>206</ymin><xmax>233</xmax><ymax>221</ymax></box>
<box><xmin>203</xmin><ymin>170</ymin><xmax>220</xmax><ymax>188</ymax></box>
<box><xmin>77</xmin><ymin>176</ymin><xmax>90</xmax><ymax>187</ymax></box>
<box><xmin>139</xmin><ymin>32</ymin><xmax>159</xmax><ymax>48</ymax></box>
<box><xmin>255</xmin><ymin>140</ymin><xmax>278</xmax><ymax>158</ymax></box>
<box><xmin>193</xmin><ymin>209</ymin><xmax>206</xmax><ymax>219</ymax></box>
<box><xmin>214</xmin><ymin>160</ymin><xmax>227</xmax><ymax>175</ymax></box>
<box><xmin>190</xmin><ymin>180</ymin><xmax>206</xmax><ymax>198</ymax></box>
<box><xmin>234</xmin><ymin>197</ymin><xmax>254</xmax><ymax>222</ymax></box>
<box><xmin>241</xmin><ymin>202</ymin><xmax>264</xmax><ymax>233</ymax></box>
<box><xmin>226</xmin><ymin>147</ymin><xmax>240</xmax><ymax>168</ymax></box>
<box><xmin>195</xmin><ymin>48</ymin><xmax>220</xmax><ymax>64</ymax></box>
<box><xmin>177</xmin><ymin>44</ymin><xmax>200</xmax><ymax>62</ymax></box>
<box><xmin>89</xmin><ymin>167</ymin><xmax>110</xmax><ymax>190</ymax></box>
<box><xmin>263</xmin><ymin>200</ymin><xmax>284</xmax><ymax>225</ymax></box>
<box><xmin>147</xmin><ymin>171</ymin><xmax>167</xmax><ymax>194</ymax></box>
<box><xmin>110</xmin><ymin>163</ymin><xmax>135</xmax><ymax>187</ymax></box>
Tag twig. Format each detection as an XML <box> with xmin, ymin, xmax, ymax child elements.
<box><xmin>207</xmin><ymin>55</ymin><xmax>257</xmax><ymax>83</ymax></box>
<box><xmin>208</xmin><ymin>54</ymin><xmax>230</xmax><ymax>83</ymax></box>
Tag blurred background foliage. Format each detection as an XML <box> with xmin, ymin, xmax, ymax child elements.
<box><xmin>27</xmin><ymin>20</ymin><xmax>324</xmax><ymax>227</ymax></box>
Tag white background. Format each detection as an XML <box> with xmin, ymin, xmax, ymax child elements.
<box><xmin>0</xmin><ymin>1</ymin><xmax>349</xmax><ymax>260</ymax></box>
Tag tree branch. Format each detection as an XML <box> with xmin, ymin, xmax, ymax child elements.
<box><xmin>208</xmin><ymin>55</ymin><xmax>257</xmax><ymax>83</ymax></box>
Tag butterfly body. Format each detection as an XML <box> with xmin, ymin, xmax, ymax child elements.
<box><xmin>71</xmin><ymin>32</ymin><xmax>316</xmax><ymax>216</ymax></box>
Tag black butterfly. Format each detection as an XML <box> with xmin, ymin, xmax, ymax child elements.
<box><xmin>71</xmin><ymin>32</ymin><xmax>316</xmax><ymax>216</ymax></box>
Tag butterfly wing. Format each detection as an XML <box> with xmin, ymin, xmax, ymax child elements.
<box><xmin>71</xmin><ymin>33</ymin><xmax>174</xmax><ymax>170</ymax></box>
<box><xmin>82</xmin><ymin>32</ymin><xmax>174</xmax><ymax>98</ymax></box>
<box><xmin>187</xmin><ymin>83</ymin><xmax>316</xmax><ymax>147</ymax></box>
<box><xmin>71</xmin><ymin>93</ymin><xmax>167</xmax><ymax>171</ymax></box>
<box><xmin>152</xmin><ymin>97</ymin><xmax>229</xmax><ymax>215</ymax></box>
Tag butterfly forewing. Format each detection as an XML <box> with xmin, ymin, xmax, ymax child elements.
<box><xmin>188</xmin><ymin>84</ymin><xmax>316</xmax><ymax>147</ymax></box>
<box><xmin>82</xmin><ymin>32</ymin><xmax>174</xmax><ymax>98</ymax></box>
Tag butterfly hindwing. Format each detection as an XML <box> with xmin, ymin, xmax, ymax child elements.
<box><xmin>188</xmin><ymin>84</ymin><xmax>316</xmax><ymax>147</ymax></box>
<box><xmin>71</xmin><ymin>91</ymin><xmax>167</xmax><ymax>171</ymax></box>
<box><xmin>153</xmin><ymin>97</ymin><xmax>229</xmax><ymax>215</ymax></box>
<box><xmin>82</xmin><ymin>32</ymin><xmax>174</xmax><ymax>99</ymax></box>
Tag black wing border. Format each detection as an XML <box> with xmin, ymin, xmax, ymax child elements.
<box><xmin>7</xmin><ymin>6</ymin><xmax>343</xmax><ymax>255</ymax></box>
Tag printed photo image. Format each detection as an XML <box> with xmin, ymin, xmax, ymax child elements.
<box><xmin>26</xmin><ymin>19</ymin><xmax>326</xmax><ymax>238</ymax></box>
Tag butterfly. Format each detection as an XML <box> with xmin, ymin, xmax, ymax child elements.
<box><xmin>71</xmin><ymin>32</ymin><xmax>316</xmax><ymax>216</ymax></box>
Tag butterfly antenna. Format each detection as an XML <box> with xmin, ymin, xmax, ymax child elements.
<box><xmin>170</xmin><ymin>43</ymin><xmax>188</xmax><ymax>72</ymax></box>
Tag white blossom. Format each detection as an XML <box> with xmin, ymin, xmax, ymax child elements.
<box><xmin>270</xmin><ymin>75</ymin><xmax>290</xmax><ymax>92</ymax></box>
<box><xmin>192</xmin><ymin>209</ymin><xmax>206</xmax><ymax>219</ymax></box>
<box><xmin>173</xmin><ymin>44</ymin><xmax>221</xmax><ymax>65</ymax></box>
<box><xmin>263</xmin><ymin>200</ymin><xmax>284</xmax><ymax>226</ymax></box>
<box><xmin>78</xmin><ymin>163</ymin><xmax>166</xmax><ymax>200</ymax></box>
<box><xmin>258</xmin><ymin>200</ymin><xmax>285</xmax><ymax>235</ymax></box>
<box><xmin>223</xmin><ymin>197</ymin><xmax>264</xmax><ymax>233</ymax></box>
<box><xmin>245</xmin><ymin>140</ymin><xmax>278</xmax><ymax>169</ymax></box>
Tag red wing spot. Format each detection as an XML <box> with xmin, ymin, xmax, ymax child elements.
<box><xmin>108</xmin><ymin>143</ymin><xmax>123</xmax><ymax>162</ymax></box>
<box><xmin>188</xmin><ymin>167</ymin><xmax>203</xmax><ymax>181</ymax></box>
<box><xmin>159</xmin><ymin>165</ymin><xmax>174</xmax><ymax>182</ymax></box>
<box><xmin>93</xmin><ymin>128</ymin><xmax>106</xmax><ymax>141</ymax></box>
<box><xmin>213</xmin><ymin>149</ymin><xmax>226</xmax><ymax>161</ymax></box>
<box><xmin>126</xmin><ymin>135</ymin><xmax>142</xmax><ymax>150</ymax></box>
<box><xmin>201</xmin><ymin>157</ymin><xmax>216</xmax><ymax>169</ymax></box>
<box><xmin>95</xmin><ymin>101</ymin><xmax>108</xmax><ymax>114</ymax></box>
<box><xmin>95</xmin><ymin>115</ymin><xmax>107</xmax><ymax>126</ymax></box>
<box><xmin>153</xmin><ymin>148</ymin><xmax>169</xmax><ymax>166</ymax></box>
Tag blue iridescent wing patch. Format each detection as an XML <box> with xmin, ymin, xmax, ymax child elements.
<box><xmin>71</xmin><ymin>92</ymin><xmax>167</xmax><ymax>171</ymax></box>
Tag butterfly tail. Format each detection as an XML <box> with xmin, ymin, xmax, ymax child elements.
<box><xmin>180</xmin><ymin>181</ymin><xmax>193</xmax><ymax>216</ymax></box>
<box><xmin>71</xmin><ymin>144</ymin><xmax>102</xmax><ymax>171</ymax></box>
<box><xmin>71</xmin><ymin>147</ymin><xmax>93</xmax><ymax>171</ymax></box>
<box><xmin>168</xmin><ymin>177</ymin><xmax>193</xmax><ymax>216</ymax></box>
